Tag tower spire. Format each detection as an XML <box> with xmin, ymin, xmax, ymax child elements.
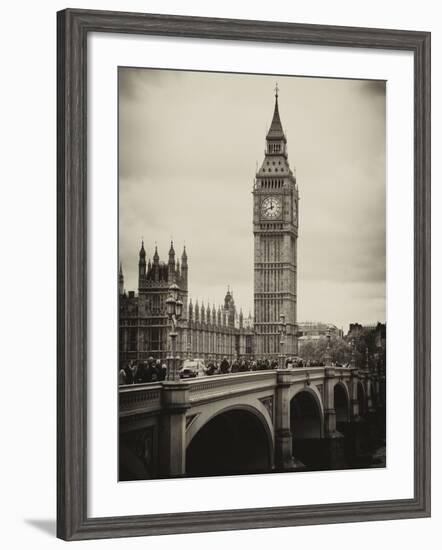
<box><xmin>168</xmin><ymin>240</ymin><xmax>175</xmax><ymax>279</ymax></box>
<box><xmin>139</xmin><ymin>240</ymin><xmax>146</xmax><ymax>259</ymax></box>
<box><xmin>180</xmin><ymin>245</ymin><xmax>188</xmax><ymax>291</ymax></box>
<box><xmin>266</xmin><ymin>86</ymin><xmax>285</xmax><ymax>141</ymax></box>
<box><xmin>138</xmin><ymin>240</ymin><xmax>146</xmax><ymax>284</ymax></box>
<box><xmin>168</xmin><ymin>240</ymin><xmax>175</xmax><ymax>259</ymax></box>
<box><xmin>119</xmin><ymin>262</ymin><xmax>124</xmax><ymax>295</ymax></box>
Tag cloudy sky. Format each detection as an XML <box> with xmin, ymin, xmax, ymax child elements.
<box><xmin>119</xmin><ymin>68</ymin><xmax>386</xmax><ymax>331</ymax></box>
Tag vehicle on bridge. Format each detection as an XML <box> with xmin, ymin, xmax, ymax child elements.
<box><xmin>179</xmin><ymin>359</ymin><xmax>207</xmax><ymax>379</ymax></box>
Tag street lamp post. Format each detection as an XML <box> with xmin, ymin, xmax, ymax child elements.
<box><xmin>278</xmin><ymin>314</ymin><xmax>286</xmax><ymax>369</ymax></box>
<box><xmin>187</xmin><ymin>338</ymin><xmax>191</xmax><ymax>360</ymax></box>
<box><xmin>165</xmin><ymin>283</ymin><xmax>183</xmax><ymax>382</ymax></box>
<box><xmin>323</xmin><ymin>327</ymin><xmax>332</xmax><ymax>366</ymax></box>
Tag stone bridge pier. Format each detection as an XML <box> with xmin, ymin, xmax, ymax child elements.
<box><xmin>119</xmin><ymin>366</ymin><xmax>385</xmax><ymax>480</ymax></box>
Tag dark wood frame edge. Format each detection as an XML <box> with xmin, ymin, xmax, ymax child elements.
<box><xmin>56</xmin><ymin>8</ymin><xmax>431</xmax><ymax>541</ymax></box>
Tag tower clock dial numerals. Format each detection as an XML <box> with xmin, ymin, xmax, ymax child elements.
<box><xmin>261</xmin><ymin>196</ymin><xmax>282</xmax><ymax>219</ymax></box>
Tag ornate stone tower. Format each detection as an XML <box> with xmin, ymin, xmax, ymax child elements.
<box><xmin>253</xmin><ymin>87</ymin><xmax>299</xmax><ymax>357</ymax></box>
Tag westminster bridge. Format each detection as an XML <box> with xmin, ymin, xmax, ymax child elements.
<box><xmin>119</xmin><ymin>366</ymin><xmax>385</xmax><ymax>480</ymax></box>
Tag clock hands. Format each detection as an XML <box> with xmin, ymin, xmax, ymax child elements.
<box><xmin>262</xmin><ymin>197</ymin><xmax>280</xmax><ymax>218</ymax></box>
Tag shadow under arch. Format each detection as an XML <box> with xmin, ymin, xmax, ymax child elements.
<box><xmin>290</xmin><ymin>387</ymin><xmax>325</xmax><ymax>469</ymax></box>
<box><xmin>290</xmin><ymin>386</ymin><xmax>324</xmax><ymax>439</ymax></box>
<box><xmin>185</xmin><ymin>405</ymin><xmax>273</xmax><ymax>477</ymax></box>
<box><xmin>369</xmin><ymin>380</ymin><xmax>378</xmax><ymax>408</ymax></box>
<box><xmin>334</xmin><ymin>381</ymin><xmax>350</xmax><ymax>424</ymax></box>
<box><xmin>357</xmin><ymin>381</ymin><xmax>367</xmax><ymax>417</ymax></box>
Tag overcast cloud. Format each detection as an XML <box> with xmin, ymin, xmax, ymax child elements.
<box><xmin>119</xmin><ymin>68</ymin><xmax>386</xmax><ymax>331</ymax></box>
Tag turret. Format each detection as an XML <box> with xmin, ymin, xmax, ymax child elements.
<box><xmin>138</xmin><ymin>241</ymin><xmax>146</xmax><ymax>288</ymax></box>
<box><xmin>119</xmin><ymin>262</ymin><xmax>124</xmax><ymax>295</ymax></box>
<box><xmin>224</xmin><ymin>287</ymin><xmax>236</xmax><ymax>327</ymax></box>
<box><xmin>188</xmin><ymin>298</ymin><xmax>193</xmax><ymax>322</ymax></box>
<box><xmin>206</xmin><ymin>303</ymin><xmax>211</xmax><ymax>325</ymax></box>
<box><xmin>152</xmin><ymin>246</ymin><xmax>159</xmax><ymax>282</ymax></box>
<box><xmin>168</xmin><ymin>241</ymin><xmax>175</xmax><ymax>281</ymax></box>
<box><xmin>194</xmin><ymin>300</ymin><xmax>200</xmax><ymax>323</ymax></box>
<box><xmin>239</xmin><ymin>308</ymin><xmax>244</xmax><ymax>329</ymax></box>
<box><xmin>248</xmin><ymin>311</ymin><xmax>253</xmax><ymax>329</ymax></box>
<box><xmin>181</xmin><ymin>246</ymin><xmax>188</xmax><ymax>291</ymax></box>
<box><xmin>224</xmin><ymin>287</ymin><xmax>231</xmax><ymax>309</ymax></box>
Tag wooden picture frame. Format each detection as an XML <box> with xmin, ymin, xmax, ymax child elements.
<box><xmin>57</xmin><ymin>8</ymin><xmax>431</xmax><ymax>541</ymax></box>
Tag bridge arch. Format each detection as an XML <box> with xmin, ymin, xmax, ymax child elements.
<box><xmin>290</xmin><ymin>386</ymin><xmax>324</xmax><ymax>439</ymax></box>
<box><xmin>185</xmin><ymin>404</ymin><xmax>273</xmax><ymax>476</ymax></box>
<box><xmin>289</xmin><ymin>387</ymin><xmax>325</xmax><ymax>469</ymax></box>
<box><xmin>334</xmin><ymin>381</ymin><xmax>350</xmax><ymax>423</ymax></box>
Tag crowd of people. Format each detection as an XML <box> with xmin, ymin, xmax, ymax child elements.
<box><xmin>206</xmin><ymin>356</ymin><xmax>297</xmax><ymax>375</ymax></box>
<box><xmin>118</xmin><ymin>355</ymin><xmax>348</xmax><ymax>385</ymax></box>
<box><xmin>201</xmin><ymin>356</ymin><xmax>345</xmax><ymax>374</ymax></box>
<box><xmin>118</xmin><ymin>358</ymin><xmax>167</xmax><ymax>385</ymax></box>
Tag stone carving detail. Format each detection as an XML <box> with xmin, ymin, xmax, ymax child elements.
<box><xmin>259</xmin><ymin>396</ymin><xmax>274</xmax><ymax>422</ymax></box>
<box><xmin>304</xmin><ymin>372</ymin><xmax>311</xmax><ymax>386</ymax></box>
<box><xmin>316</xmin><ymin>384</ymin><xmax>324</xmax><ymax>400</ymax></box>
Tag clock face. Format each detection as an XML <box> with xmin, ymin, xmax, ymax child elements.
<box><xmin>261</xmin><ymin>196</ymin><xmax>282</xmax><ymax>219</ymax></box>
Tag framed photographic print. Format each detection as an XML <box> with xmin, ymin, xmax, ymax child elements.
<box><xmin>57</xmin><ymin>8</ymin><xmax>431</xmax><ymax>541</ymax></box>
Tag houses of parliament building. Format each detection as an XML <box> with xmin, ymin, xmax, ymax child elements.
<box><xmin>119</xmin><ymin>242</ymin><xmax>254</xmax><ymax>364</ymax></box>
<box><xmin>119</xmin><ymin>88</ymin><xmax>299</xmax><ymax>365</ymax></box>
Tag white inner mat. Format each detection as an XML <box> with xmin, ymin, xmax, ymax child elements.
<box><xmin>88</xmin><ymin>32</ymin><xmax>414</xmax><ymax>518</ymax></box>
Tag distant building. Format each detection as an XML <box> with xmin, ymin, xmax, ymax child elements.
<box><xmin>347</xmin><ymin>322</ymin><xmax>386</xmax><ymax>350</ymax></box>
<box><xmin>345</xmin><ymin>322</ymin><xmax>386</xmax><ymax>374</ymax></box>
<box><xmin>297</xmin><ymin>322</ymin><xmax>343</xmax><ymax>352</ymax></box>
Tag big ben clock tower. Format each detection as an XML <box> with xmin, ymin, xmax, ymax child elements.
<box><xmin>253</xmin><ymin>87</ymin><xmax>299</xmax><ymax>358</ymax></box>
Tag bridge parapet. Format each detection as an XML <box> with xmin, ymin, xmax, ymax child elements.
<box><xmin>118</xmin><ymin>367</ymin><xmax>355</xmax><ymax>418</ymax></box>
<box><xmin>187</xmin><ymin>371</ymin><xmax>277</xmax><ymax>404</ymax></box>
<box><xmin>119</xmin><ymin>383</ymin><xmax>162</xmax><ymax>417</ymax></box>
<box><xmin>284</xmin><ymin>366</ymin><xmax>352</xmax><ymax>388</ymax></box>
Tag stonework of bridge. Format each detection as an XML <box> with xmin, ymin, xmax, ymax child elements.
<box><xmin>119</xmin><ymin>367</ymin><xmax>385</xmax><ymax>480</ymax></box>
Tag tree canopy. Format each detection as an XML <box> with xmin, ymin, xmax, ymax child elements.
<box><xmin>298</xmin><ymin>336</ymin><xmax>352</xmax><ymax>365</ymax></box>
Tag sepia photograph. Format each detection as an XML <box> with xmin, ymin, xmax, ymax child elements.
<box><xmin>117</xmin><ymin>67</ymin><xmax>387</xmax><ymax>481</ymax></box>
